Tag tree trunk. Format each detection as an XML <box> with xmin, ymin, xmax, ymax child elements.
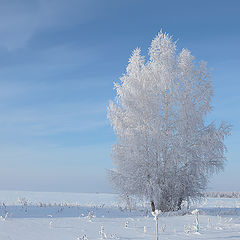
<box><xmin>177</xmin><ymin>197</ymin><xmax>183</xmax><ymax>210</ymax></box>
<box><xmin>156</xmin><ymin>215</ymin><xmax>159</xmax><ymax>240</ymax></box>
<box><xmin>151</xmin><ymin>201</ymin><xmax>155</xmax><ymax>212</ymax></box>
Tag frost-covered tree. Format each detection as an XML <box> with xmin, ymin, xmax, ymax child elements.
<box><xmin>107</xmin><ymin>31</ymin><xmax>231</xmax><ymax>212</ymax></box>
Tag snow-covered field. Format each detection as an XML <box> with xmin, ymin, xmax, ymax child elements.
<box><xmin>0</xmin><ymin>191</ymin><xmax>240</xmax><ymax>240</ymax></box>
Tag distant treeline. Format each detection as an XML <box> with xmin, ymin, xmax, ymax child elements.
<box><xmin>204</xmin><ymin>192</ymin><xmax>240</xmax><ymax>198</ymax></box>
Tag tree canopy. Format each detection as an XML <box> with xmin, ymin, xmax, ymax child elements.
<box><xmin>108</xmin><ymin>31</ymin><xmax>231</xmax><ymax>212</ymax></box>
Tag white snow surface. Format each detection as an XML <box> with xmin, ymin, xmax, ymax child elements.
<box><xmin>0</xmin><ymin>190</ymin><xmax>240</xmax><ymax>240</ymax></box>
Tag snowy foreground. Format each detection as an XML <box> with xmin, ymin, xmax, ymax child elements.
<box><xmin>0</xmin><ymin>191</ymin><xmax>240</xmax><ymax>240</ymax></box>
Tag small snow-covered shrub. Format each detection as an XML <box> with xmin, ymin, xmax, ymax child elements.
<box><xmin>0</xmin><ymin>212</ymin><xmax>8</xmax><ymax>221</ymax></box>
<box><xmin>109</xmin><ymin>234</ymin><xmax>120</xmax><ymax>239</ymax></box>
<box><xmin>161</xmin><ymin>224</ymin><xmax>166</xmax><ymax>232</ymax></box>
<box><xmin>87</xmin><ymin>211</ymin><xmax>95</xmax><ymax>222</ymax></box>
<box><xmin>192</xmin><ymin>209</ymin><xmax>199</xmax><ymax>232</ymax></box>
<box><xmin>49</xmin><ymin>221</ymin><xmax>53</xmax><ymax>228</ymax></box>
<box><xmin>77</xmin><ymin>235</ymin><xmax>88</xmax><ymax>240</ymax></box>
<box><xmin>152</xmin><ymin>210</ymin><xmax>161</xmax><ymax>240</ymax></box>
<box><xmin>207</xmin><ymin>217</ymin><xmax>211</xmax><ymax>228</ymax></box>
<box><xmin>99</xmin><ymin>226</ymin><xmax>107</xmax><ymax>239</ymax></box>
<box><xmin>184</xmin><ymin>225</ymin><xmax>191</xmax><ymax>234</ymax></box>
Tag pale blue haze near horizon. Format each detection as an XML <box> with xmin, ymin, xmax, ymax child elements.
<box><xmin>0</xmin><ymin>0</ymin><xmax>239</xmax><ymax>193</ymax></box>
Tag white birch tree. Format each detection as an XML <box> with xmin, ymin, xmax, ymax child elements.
<box><xmin>107</xmin><ymin>31</ymin><xmax>231</xmax><ymax>212</ymax></box>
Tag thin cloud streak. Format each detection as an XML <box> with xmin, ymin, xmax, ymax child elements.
<box><xmin>0</xmin><ymin>101</ymin><xmax>108</xmax><ymax>136</ymax></box>
<box><xmin>0</xmin><ymin>0</ymin><xmax>97</xmax><ymax>50</ymax></box>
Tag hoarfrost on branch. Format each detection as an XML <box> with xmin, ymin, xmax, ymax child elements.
<box><xmin>108</xmin><ymin>31</ymin><xmax>231</xmax><ymax>212</ymax></box>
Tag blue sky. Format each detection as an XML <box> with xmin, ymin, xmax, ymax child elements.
<box><xmin>0</xmin><ymin>0</ymin><xmax>239</xmax><ymax>193</ymax></box>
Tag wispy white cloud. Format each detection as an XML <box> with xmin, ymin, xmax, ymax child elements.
<box><xmin>0</xmin><ymin>100</ymin><xmax>108</xmax><ymax>136</ymax></box>
<box><xmin>0</xmin><ymin>0</ymin><xmax>97</xmax><ymax>50</ymax></box>
<box><xmin>0</xmin><ymin>142</ymin><xmax>112</xmax><ymax>166</ymax></box>
<box><xmin>0</xmin><ymin>65</ymin><xmax>111</xmax><ymax>136</ymax></box>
